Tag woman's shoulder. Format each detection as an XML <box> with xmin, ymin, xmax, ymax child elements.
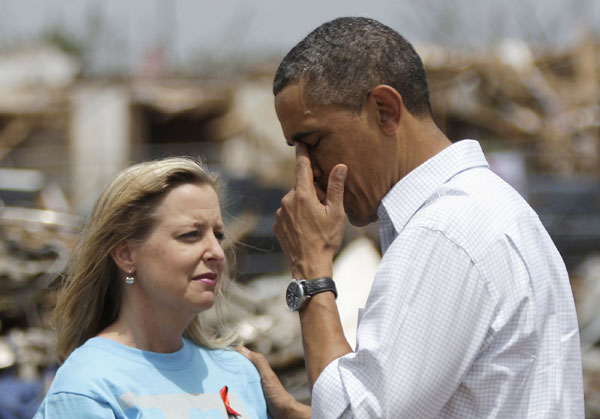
<box><xmin>189</xmin><ymin>342</ymin><xmax>260</xmax><ymax>379</ymax></box>
<box><xmin>192</xmin><ymin>342</ymin><xmax>247</xmax><ymax>364</ymax></box>
<box><xmin>48</xmin><ymin>338</ymin><xmax>134</xmax><ymax>394</ymax></box>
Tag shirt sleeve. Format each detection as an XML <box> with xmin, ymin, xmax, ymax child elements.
<box><xmin>312</xmin><ymin>226</ymin><xmax>496</xmax><ymax>418</ymax></box>
<box><xmin>34</xmin><ymin>392</ymin><xmax>115</xmax><ymax>418</ymax></box>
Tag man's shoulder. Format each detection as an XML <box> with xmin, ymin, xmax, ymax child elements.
<box><xmin>407</xmin><ymin>167</ymin><xmax>536</xmax><ymax>254</ymax></box>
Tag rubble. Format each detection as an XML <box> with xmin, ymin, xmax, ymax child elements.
<box><xmin>422</xmin><ymin>36</ymin><xmax>599</xmax><ymax>175</ymax></box>
<box><xmin>0</xmin><ymin>35</ymin><xmax>598</xmax><ymax>414</ymax></box>
<box><xmin>573</xmin><ymin>254</ymin><xmax>600</xmax><ymax>417</ymax></box>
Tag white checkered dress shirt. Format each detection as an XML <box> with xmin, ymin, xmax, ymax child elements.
<box><xmin>311</xmin><ymin>140</ymin><xmax>584</xmax><ymax>418</ymax></box>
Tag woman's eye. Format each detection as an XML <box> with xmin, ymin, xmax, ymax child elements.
<box><xmin>180</xmin><ymin>231</ymin><xmax>199</xmax><ymax>239</ymax></box>
<box><xmin>179</xmin><ymin>229</ymin><xmax>224</xmax><ymax>242</ymax></box>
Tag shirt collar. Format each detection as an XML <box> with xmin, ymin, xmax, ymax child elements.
<box><xmin>377</xmin><ymin>139</ymin><xmax>489</xmax><ymax>253</ymax></box>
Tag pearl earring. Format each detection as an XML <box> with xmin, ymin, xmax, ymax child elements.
<box><xmin>125</xmin><ymin>271</ymin><xmax>135</xmax><ymax>285</ymax></box>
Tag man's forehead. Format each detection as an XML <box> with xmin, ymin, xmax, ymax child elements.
<box><xmin>275</xmin><ymin>84</ymin><xmax>316</xmax><ymax>140</ymax></box>
<box><xmin>275</xmin><ymin>83</ymin><xmax>309</xmax><ymax>111</ymax></box>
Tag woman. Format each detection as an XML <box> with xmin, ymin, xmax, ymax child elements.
<box><xmin>34</xmin><ymin>157</ymin><xmax>269</xmax><ymax>418</ymax></box>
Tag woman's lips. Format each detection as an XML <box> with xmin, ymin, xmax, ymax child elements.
<box><xmin>192</xmin><ymin>273</ymin><xmax>217</xmax><ymax>286</ymax></box>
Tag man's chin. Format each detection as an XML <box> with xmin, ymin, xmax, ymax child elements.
<box><xmin>346</xmin><ymin>209</ymin><xmax>375</xmax><ymax>227</ymax></box>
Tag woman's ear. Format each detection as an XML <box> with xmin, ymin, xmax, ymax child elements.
<box><xmin>368</xmin><ymin>85</ymin><xmax>403</xmax><ymax>136</ymax></box>
<box><xmin>110</xmin><ymin>241</ymin><xmax>135</xmax><ymax>274</ymax></box>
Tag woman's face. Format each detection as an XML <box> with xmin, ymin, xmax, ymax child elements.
<box><xmin>129</xmin><ymin>182</ymin><xmax>226</xmax><ymax>318</ymax></box>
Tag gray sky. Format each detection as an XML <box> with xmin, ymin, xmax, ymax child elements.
<box><xmin>1</xmin><ymin>0</ymin><xmax>598</xmax><ymax>75</ymax></box>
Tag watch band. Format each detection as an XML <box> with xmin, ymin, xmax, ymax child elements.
<box><xmin>304</xmin><ymin>276</ymin><xmax>337</xmax><ymax>299</ymax></box>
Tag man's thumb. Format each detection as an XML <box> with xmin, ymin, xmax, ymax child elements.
<box><xmin>327</xmin><ymin>164</ymin><xmax>347</xmax><ymax>207</ymax></box>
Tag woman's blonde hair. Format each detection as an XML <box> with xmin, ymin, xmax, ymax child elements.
<box><xmin>53</xmin><ymin>157</ymin><xmax>238</xmax><ymax>362</ymax></box>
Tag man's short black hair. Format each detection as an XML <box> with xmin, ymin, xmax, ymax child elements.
<box><xmin>273</xmin><ymin>17</ymin><xmax>432</xmax><ymax>117</ymax></box>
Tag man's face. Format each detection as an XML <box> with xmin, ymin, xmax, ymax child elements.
<box><xmin>274</xmin><ymin>83</ymin><xmax>387</xmax><ymax>226</ymax></box>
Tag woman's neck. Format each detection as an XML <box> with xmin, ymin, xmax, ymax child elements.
<box><xmin>97</xmin><ymin>301</ymin><xmax>193</xmax><ymax>353</ymax></box>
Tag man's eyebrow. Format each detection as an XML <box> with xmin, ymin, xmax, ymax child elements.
<box><xmin>290</xmin><ymin>130</ymin><xmax>317</xmax><ymax>145</ymax></box>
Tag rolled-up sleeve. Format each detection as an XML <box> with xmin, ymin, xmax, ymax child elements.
<box><xmin>312</xmin><ymin>226</ymin><xmax>496</xmax><ymax>418</ymax></box>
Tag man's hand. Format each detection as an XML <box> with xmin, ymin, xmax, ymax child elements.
<box><xmin>274</xmin><ymin>144</ymin><xmax>352</xmax><ymax>388</ymax></box>
<box><xmin>237</xmin><ymin>346</ymin><xmax>311</xmax><ymax>419</ymax></box>
<box><xmin>274</xmin><ymin>143</ymin><xmax>348</xmax><ymax>279</ymax></box>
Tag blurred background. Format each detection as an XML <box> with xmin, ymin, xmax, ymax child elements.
<box><xmin>0</xmin><ymin>0</ymin><xmax>599</xmax><ymax>417</ymax></box>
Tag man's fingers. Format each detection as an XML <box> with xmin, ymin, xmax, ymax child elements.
<box><xmin>315</xmin><ymin>185</ymin><xmax>327</xmax><ymax>203</ymax></box>
<box><xmin>326</xmin><ymin>164</ymin><xmax>347</xmax><ymax>209</ymax></box>
<box><xmin>237</xmin><ymin>346</ymin><xmax>279</xmax><ymax>381</ymax></box>
<box><xmin>295</xmin><ymin>143</ymin><xmax>314</xmax><ymax>193</ymax></box>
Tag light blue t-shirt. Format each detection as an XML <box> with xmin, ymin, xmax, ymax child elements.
<box><xmin>34</xmin><ymin>337</ymin><xmax>269</xmax><ymax>418</ymax></box>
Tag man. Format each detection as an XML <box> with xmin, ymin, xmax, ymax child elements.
<box><xmin>242</xmin><ymin>16</ymin><xmax>584</xmax><ymax>418</ymax></box>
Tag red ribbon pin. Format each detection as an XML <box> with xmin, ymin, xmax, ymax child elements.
<box><xmin>220</xmin><ymin>386</ymin><xmax>241</xmax><ymax>417</ymax></box>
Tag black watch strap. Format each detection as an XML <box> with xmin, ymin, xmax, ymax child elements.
<box><xmin>304</xmin><ymin>276</ymin><xmax>337</xmax><ymax>299</ymax></box>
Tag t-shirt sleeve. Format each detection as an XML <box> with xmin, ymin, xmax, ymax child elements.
<box><xmin>34</xmin><ymin>392</ymin><xmax>115</xmax><ymax>418</ymax></box>
<box><xmin>221</xmin><ymin>352</ymin><xmax>269</xmax><ymax>419</ymax></box>
<box><xmin>312</xmin><ymin>226</ymin><xmax>496</xmax><ymax>418</ymax></box>
<box><xmin>242</xmin><ymin>356</ymin><xmax>270</xmax><ymax>419</ymax></box>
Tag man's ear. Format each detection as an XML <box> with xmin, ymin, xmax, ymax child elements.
<box><xmin>368</xmin><ymin>85</ymin><xmax>403</xmax><ymax>136</ymax></box>
<box><xmin>111</xmin><ymin>241</ymin><xmax>135</xmax><ymax>274</ymax></box>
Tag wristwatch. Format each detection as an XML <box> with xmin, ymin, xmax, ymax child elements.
<box><xmin>286</xmin><ymin>277</ymin><xmax>337</xmax><ymax>312</ymax></box>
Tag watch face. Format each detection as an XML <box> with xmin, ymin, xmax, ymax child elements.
<box><xmin>286</xmin><ymin>281</ymin><xmax>304</xmax><ymax>311</ymax></box>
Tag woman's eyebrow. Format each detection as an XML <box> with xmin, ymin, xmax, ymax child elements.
<box><xmin>193</xmin><ymin>221</ymin><xmax>225</xmax><ymax>230</ymax></box>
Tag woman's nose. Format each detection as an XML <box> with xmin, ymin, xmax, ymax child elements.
<box><xmin>206</xmin><ymin>235</ymin><xmax>225</xmax><ymax>262</ymax></box>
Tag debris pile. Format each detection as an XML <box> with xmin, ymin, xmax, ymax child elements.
<box><xmin>0</xmin><ymin>205</ymin><xmax>80</xmax><ymax>417</ymax></box>
<box><xmin>0</xmin><ymin>36</ymin><xmax>598</xmax><ymax>415</ymax></box>
<box><xmin>422</xmin><ymin>37</ymin><xmax>599</xmax><ymax>175</ymax></box>
<box><xmin>573</xmin><ymin>254</ymin><xmax>600</xmax><ymax>417</ymax></box>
